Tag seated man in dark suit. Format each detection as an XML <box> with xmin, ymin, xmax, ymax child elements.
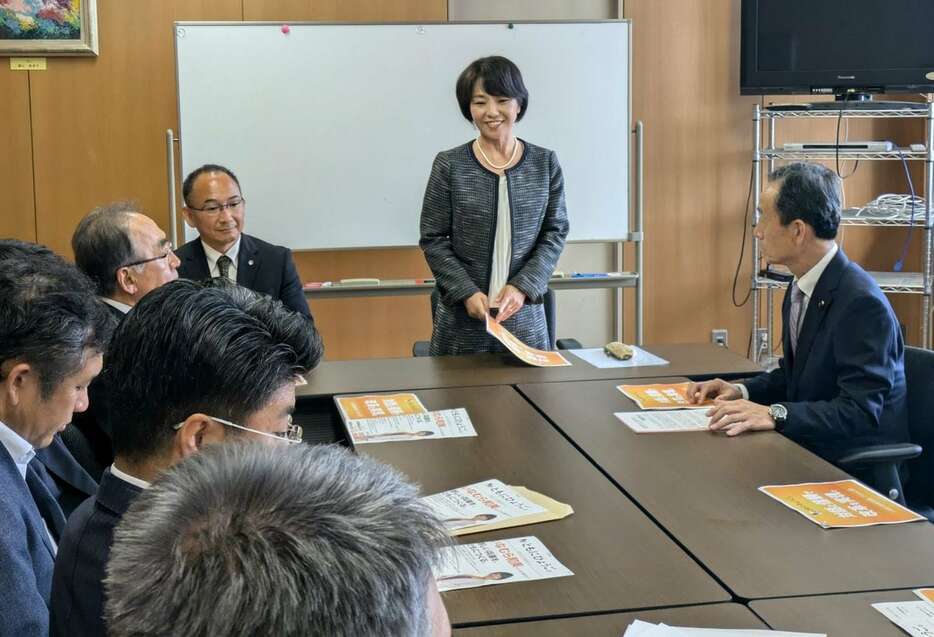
<box><xmin>0</xmin><ymin>242</ymin><xmax>113</xmax><ymax>637</ymax></box>
<box><xmin>105</xmin><ymin>443</ymin><xmax>451</xmax><ymax>637</ymax></box>
<box><xmin>176</xmin><ymin>164</ymin><xmax>313</xmax><ymax>319</ymax></box>
<box><xmin>50</xmin><ymin>279</ymin><xmax>323</xmax><ymax>637</ymax></box>
<box><xmin>72</xmin><ymin>201</ymin><xmax>180</xmax><ymax>320</ymax></box>
<box><xmin>70</xmin><ymin>202</ymin><xmax>181</xmax><ymax>476</ymax></box>
<box><xmin>690</xmin><ymin>162</ymin><xmax>908</xmax><ymax>465</ymax></box>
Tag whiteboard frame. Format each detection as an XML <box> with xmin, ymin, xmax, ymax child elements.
<box><xmin>172</xmin><ymin>19</ymin><xmax>634</xmax><ymax>250</ymax></box>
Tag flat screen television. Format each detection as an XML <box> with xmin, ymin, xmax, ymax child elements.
<box><xmin>741</xmin><ymin>0</ymin><xmax>934</xmax><ymax>98</ymax></box>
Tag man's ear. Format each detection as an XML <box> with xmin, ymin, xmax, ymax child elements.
<box><xmin>172</xmin><ymin>413</ymin><xmax>224</xmax><ymax>461</ymax></box>
<box><xmin>115</xmin><ymin>267</ymin><xmax>137</xmax><ymax>296</ymax></box>
<box><xmin>181</xmin><ymin>207</ymin><xmax>197</xmax><ymax>229</ymax></box>
<box><xmin>1</xmin><ymin>361</ymin><xmax>34</xmax><ymax>407</ymax></box>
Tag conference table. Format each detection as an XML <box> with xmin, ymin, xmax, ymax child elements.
<box><xmin>751</xmin><ymin>589</ymin><xmax>927</xmax><ymax>637</ymax></box>
<box><xmin>298</xmin><ymin>343</ymin><xmax>761</xmax><ymax>398</ymax></box>
<box><xmin>453</xmin><ymin>602</ymin><xmax>767</xmax><ymax>636</ymax></box>
<box><xmin>304</xmin><ymin>344</ymin><xmax>933</xmax><ymax>633</ymax></box>
<box><xmin>352</xmin><ymin>385</ymin><xmax>729</xmax><ymax>627</ymax></box>
<box><xmin>517</xmin><ymin>377</ymin><xmax>934</xmax><ymax>600</ymax></box>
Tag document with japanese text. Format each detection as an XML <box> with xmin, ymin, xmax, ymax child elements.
<box><xmin>347</xmin><ymin>408</ymin><xmax>476</xmax><ymax>445</ymax></box>
<box><xmin>615</xmin><ymin>409</ymin><xmax>711</xmax><ymax>433</ymax></box>
<box><xmin>618</xmin><ymin>382</ymin><xmax>713</xmax><ymax>410</ymax></box>
<box><xmin>873</xmin><ymin>600</ymin><xmax>934</xmax><ymax>637</ymax></box>
<box><xmin>759</xmin><ymin>479</ymin><xmax>925</xmax><ymax>528</ymax></box>
<box><xmin>422</xmin><ymin>480</ymin><xmax>571</xmax><ymax>536</ymax></box>
<box><xmin>335</xmin><ymin>392</ymin><xmax>427</xmax><ymax>421</ymax></box>
<box><xmin>485</xmin><ymin>315</ymin><xmax>571</xmax><ymax>367</ymax></box>
<box><xmin>434</xmin><ymin>536</ymin><xmax>573</xmax><ymax>592</ymax></box>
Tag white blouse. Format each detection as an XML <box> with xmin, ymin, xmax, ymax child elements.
<box><xmin>487</xmin><ymin>175</ymin><xmax>512</xmax><ymax>306</ymax></box>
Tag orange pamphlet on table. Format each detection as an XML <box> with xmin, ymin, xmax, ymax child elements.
<box><xmin>485</xmin><ymin>315</ymin><xmax>570</xmax><ymax>367</ymax></box>
<box><xmin>617</xmin><ymin>382</ymin><xmax>714</xmax><ymax>410</ymax></box>
<box><xmin>335</xmin><ymin>393</ymin><xmax>427</xmax><ymax>421</ymax></box>
<box><xmin>759</xmin><ymin>479</ymin><xmax>925</xmax><ymax>528</ymax></box>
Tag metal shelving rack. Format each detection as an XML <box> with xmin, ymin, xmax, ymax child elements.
<box><xmin>750</xmin><ymin>103</ymin><xmax>934</xmax><ymax>365</ymax></box>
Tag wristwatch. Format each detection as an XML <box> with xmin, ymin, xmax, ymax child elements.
<box><xmin>768</xmin><ymin>403</ymin><xmax>788</xmax><ymax>431</ymax></box>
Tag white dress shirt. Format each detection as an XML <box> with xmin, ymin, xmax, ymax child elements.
<box><xmin>201</xmin><ymin>237</ymin><xmax>241</xmax><ymax>282</ymax></box>
<box><xmin>738</xmin><ymin>243</ymin><xmax>838</xmax><ymax>399</ymax></box>
<box><xmin>0</xmin><ymin>419</ymin><xmax>35</xmax><ymax>481</ymax></box>
<box><xmin>110</xmin><ymin>463</ymin><xmax>151</xmax><ymax>490</ymax></box>
<box><xmin>100</xmin><ymin>297</ymin><xmax>132</xmax><ymax>314</ymax></box>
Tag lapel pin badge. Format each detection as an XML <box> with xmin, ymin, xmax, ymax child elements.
<box><xmin>248</xmin><ymin>259</ymin><xmax>254</xmax><ymax>266</ymax></box>
<box><xmin>818</xmin><ymin>299</ymin><xmax>826</xmax><ymax>308</ymax></box>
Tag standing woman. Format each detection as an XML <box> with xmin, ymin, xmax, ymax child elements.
<box><xmin>420</xmin><ymin>56</ymin><xmax>569</xmax><ymax>355</ymax></box>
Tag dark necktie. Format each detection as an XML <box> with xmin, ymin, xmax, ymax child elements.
<box><xmin>25</xmin><ymin>457</ymin><xmax>66</xmax><ymax>544</ymax></box>
<box><xmin>788</xmin><ymin>281</ymin><xmax>805</xmax><ymax>355</ymax></box>
<box><xmin>217</xmin><ymin>255</ymin><xmax>233</xmax><ymax>281</ymax></box>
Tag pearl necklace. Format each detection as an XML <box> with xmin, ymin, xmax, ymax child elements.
<box><xmin>475</xmin><ymin>137</ymin><xmax>519</xmax><ymax>170</ymax></box>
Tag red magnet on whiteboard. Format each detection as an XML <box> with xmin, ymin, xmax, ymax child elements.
<box><xmin>281</xmin><ymin>24</ymin><xmax>290</xmax><ymax>35</ymax></box>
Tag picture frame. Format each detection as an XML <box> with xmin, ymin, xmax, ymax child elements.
<box><xmin>0</xmin><ymin>0</ymin><xmax>99</xmax><ymax>56</ymax></box>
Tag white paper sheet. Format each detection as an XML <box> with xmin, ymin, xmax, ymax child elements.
<box><xmin>873</xmin><ymin>600</ymin><xmax>934</xmax><ymax>636</ymax></box>
<box><xmin>622</xmin><ymin>621</ymin><xmax>825</xmax><ymax>637</ymax></box>
<box><xmin>434</xmin><ymin>536</ymin><xmax>572</xmax><ymax>592</ymax></box>
<box><xmin>569</xmin><ymin>346</ymin><xmax>669</xmax><ymax>369</ymax></box>
<box><xmin>347</xmin><ymin>408</ymin><xmax>476</xmax><ymax>444</ymax></box>
<box><xmin>567</xmin><ymin>346</ymin><xmax>668</xmax><ymax>369</ymax></box>
<box><xmin>422</xmin><ymin>480</ymin><xmax>547</xmax><ymax>531</ymax></box>
<box><xmin>615</xmin><ymin>409</ymin><xmax>711</xmax><ymax>433</ymax></box>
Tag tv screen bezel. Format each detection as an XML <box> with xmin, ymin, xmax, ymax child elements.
<box><xmin>740</xmin><ymin>0</ymin><xmax>934</xmax><ymax>96</ymax></box>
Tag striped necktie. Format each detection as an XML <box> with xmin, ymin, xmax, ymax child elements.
<box><xmin>217</xmin><ymin>255</ymin><xmax>233</xmax><ymax>281</ymax></box>
<box><xmin>788</xmin><ymin>281</ymin><xmax>805</xmax><ymax>355</ymax></box>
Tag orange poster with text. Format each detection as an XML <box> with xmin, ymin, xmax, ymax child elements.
<box><xmin>617</xmin><ymin>382</ymin><xmax>713</xmax><ymax>410</ymax></box>
<box><xmin>485</xmin><ymin>315</ymin><xmax>571</xmax><ymax>367</ymax></box>
<box><xmin>335</xmin><ymin>393</ymin><xmax>427</xmax><ymax>421</ymax></box>
<box><xmin>759</xmin><ymin>479</ymin><xmax>925</xmax><ymax>528</ymax></box>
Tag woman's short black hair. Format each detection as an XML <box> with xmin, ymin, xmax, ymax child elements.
<box><xmin>455</xmin><ymin>56</ymin><xmax>529</xmax><ymax>123</ymax></box>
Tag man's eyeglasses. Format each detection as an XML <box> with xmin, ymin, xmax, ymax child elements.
<box><xmin>173</xmin><ymin>415</ymin><xmax>303</xmax><ymax>445</ymax></box>
<box><xmin>188</xmin><ymin>197</ymin><xmax>245</xmax><ymax>214</ymax></box>
<box><xmin>120</xmin><ymin>249</ymin><xmax>174</xmax><ymax>270</ymax></box>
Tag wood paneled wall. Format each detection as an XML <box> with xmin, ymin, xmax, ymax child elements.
<box><xmin>1</xmin><ymin>0</ymin><xmax>927</xmax><ymax>360</ymax></box>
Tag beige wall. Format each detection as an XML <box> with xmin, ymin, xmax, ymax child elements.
<box><xmin>1</xmin><ymin>0</ymin><xmax>926</xmax><ymax>360</ymax></box>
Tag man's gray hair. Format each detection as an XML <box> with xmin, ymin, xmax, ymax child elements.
<box><xmin>104</xmin><ymin>443</ymin><xmax>449</xmax><ymax>637</ymax></box>
<box><xmin>72</xmin><ymin>201</ymin><xmax>142</xmax><ymax>297</ymax></box>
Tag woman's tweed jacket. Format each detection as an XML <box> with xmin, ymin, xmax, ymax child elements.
<box><xmin>419</xmin><ymin>140</ymin><xmax>569</xmax><ymax>355</ymax></box>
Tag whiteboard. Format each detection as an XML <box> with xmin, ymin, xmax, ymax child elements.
<box><xmin>175</xmin><ymin>21</ymin><xmax>630</xmax><ymax>250</ymax></box>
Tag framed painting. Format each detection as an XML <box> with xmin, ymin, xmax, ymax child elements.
<box><xmin>0</xmin><ymin>0</ymin><xmax>98</xmax><ymax>56</ymax></box>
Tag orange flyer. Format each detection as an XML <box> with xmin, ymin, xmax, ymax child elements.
<box><xmin>759</xmin><ymin>479</ymin><xmax>925</xmax><ymax>528</ymax></box>
<box><xmin>484</xmin><ymin>315</ymin><xmax>571</xmax><ymax>367</ymax></box>
<box><xmin>617</xmin><ymin>382</ymin><xmax>713</xmax><ymax>410</ymax></box>
<box><xmin>335</xmin><ymin>393</ymin><xmax>427</xmax><ymax>421</ymax></box>
<box><xmin>915</xmin><ymin>588</ymin><xmax>934</xmax><ymax>605</ymax></box>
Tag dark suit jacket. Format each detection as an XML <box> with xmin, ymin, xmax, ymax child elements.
<box><xmin>175</xmin><ymin>233</ymin><xmax>312</xmax><ymax>318</ymax></box>
<box><xmin>0</xmin><ymin>446</ymin><xmax>56</xmax><ymax>637</ymax></box>
<box><xmin>744</xmin><ymin>249</ymin><xmax>909</xmax><ymax>462</ymax></box>
<box><xmin>68</xmin><ymin>300</ymin><xmax>126</xmax><ymax>480</ymax></box>
<box><xmin>35</xmin><ymin>436</ymin><xmax>98</xmax><ymax>519</ymax></box>
<box><xmin>50</xmin><ymin>468</ymin><xmax>142</xmax><ymax>637</ymax></box>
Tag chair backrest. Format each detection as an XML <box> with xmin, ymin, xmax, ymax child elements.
<box><xmin>904</xmin><ymin>346</ymin><xmax>934</xmax><ymax>505</ymax></box>
<box><xmin>542</xmin><ymin>288</ymin><xmax>558</xmax><ymax>350</ymax></box>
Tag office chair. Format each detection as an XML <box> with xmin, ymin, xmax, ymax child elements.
<box><xmin>412</xmin><ymin>288</ymin><xmax>581</xmax><ymax>357</ymax></box>
<box><xmin>837</xmin><ymin>346</ymin><xmax>934</xmax><ymax>520</ymax></box>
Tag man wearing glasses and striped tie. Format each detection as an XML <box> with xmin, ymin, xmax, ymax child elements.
<box><xmin>176</xmin><ymin>164</ymin><xmax>313</xmax><ymax>320</ymax></box>
<box><xmin>49</xmin><ymin>278</ymin><xmax>323</xmax><ymax>637</ymax></box>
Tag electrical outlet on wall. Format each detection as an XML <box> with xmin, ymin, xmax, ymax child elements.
<box><xmin>756</xmin><ymin>328</ymin><xmax>769</xmax><ymax>355</ymax></box>
<box><xmin>711</xmin><ymin>329</ymin><xmax>728</xmax><ymax>347</ymax></box>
